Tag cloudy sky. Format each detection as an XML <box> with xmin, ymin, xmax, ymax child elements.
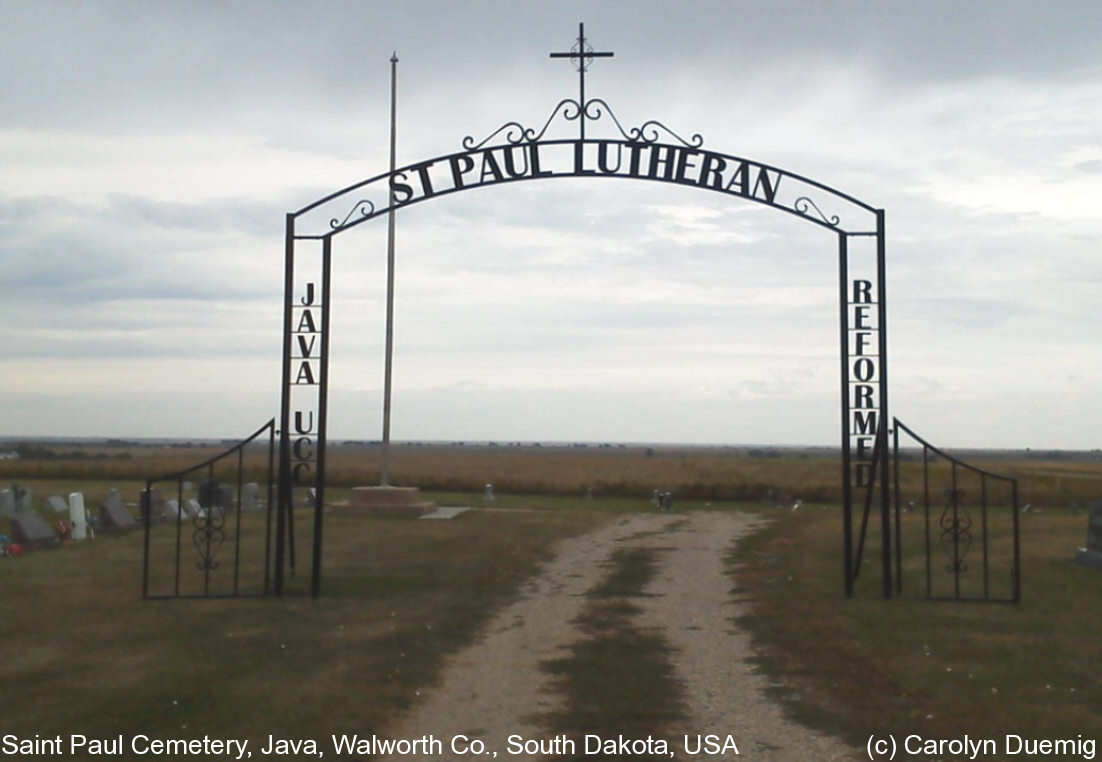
<box><xmin>1</xmin><ymin>0</ymin><xmax>1099</xmax><ymax>448</ymax></box>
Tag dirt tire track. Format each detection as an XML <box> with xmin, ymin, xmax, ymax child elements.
<box><xmin>375</xmin><ymin>511</ymin><xmax>858</xmax><ymax>761</ymax></box>
<box><xmin>634</xmin><ymin>511</ymin><xmax>856</xmax><ymax>761</ymax></box>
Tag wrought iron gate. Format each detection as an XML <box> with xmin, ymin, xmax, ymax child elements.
<box><xmin>142</xmin><ymin>419</ymin><xmax>278</xmax><ymax>599</ymax></box>
<box><xmin>891</xmin><ymin>419</ymin><xmax>1021</xmax><ymax>603</ymax></box>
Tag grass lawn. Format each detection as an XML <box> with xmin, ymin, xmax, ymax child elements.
<box><xmin>1</xmin><ymin>496</ymin><xmax>612</xmax><ymax>758</ymax></box>
<box><xmin>2</xmin><ymin>459</ymin><xmax>1099</xmax><ymax>761</ymax></box>
<box><xmin>731</xmin><ymin>505</ymin><xmax>1101</xmax><ymax>756</ymax></box>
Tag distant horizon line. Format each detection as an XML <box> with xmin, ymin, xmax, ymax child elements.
<box><xmin>1</xmin><ymin>435</ymin><xmax>1098</xmax><ymax>456</ymax></box>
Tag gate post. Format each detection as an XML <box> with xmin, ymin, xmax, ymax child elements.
<box><xmin>876</xmin><ymin>209</ymin><xmax>891</xmax><ymax>599</ymax></box>
<box><xmin>310</xmin><ymin>237</ymin><xmax>334</xmax><ymax>599</ymax></box>
<box><xmin>838</xmin><ymin>231</ymin><xmax>854</xmax><ymax>598</ymax></box>
<box><xmin>276</xmin><ymin>213</ymin><xmax>295</xmax><ymax>596</ymax></box>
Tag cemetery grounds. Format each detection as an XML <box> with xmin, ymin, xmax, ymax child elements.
<box><xmin>1</xmin><ymin>442</ymin><xmax>1099</xmax><ymax>761</ymax></box>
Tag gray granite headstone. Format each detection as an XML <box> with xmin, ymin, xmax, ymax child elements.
<box><xmin>47</xmin><ymin>495</ymin><xmax>69</xmax><ymax>514</ymax></box>
<box><xmin>99</xmin><ymin>489</ymin><xmax>139</xmax><ymax>533</ymax></box>
<box><xmin>1074</xmin><ymin>501</ymin><xmax>1102</xmax><ymax>568</ymax></box>
<box><xmin>10</xmin><ymin>511</ymin><xmax>59</xmax><ymax>549</ymax></box>
<box><xmin>241</xmin><ymin>482</ymin><xmax>259</xmax><ymax>512</ymax></box>
<box><xmin>0</xmin><ymin>489</ymin><xmax>14</xmax><ymax>518</ymax></box>
<box><xmin>14</xmin><ymin>487</ymin><xmax>32</xmax><ymax>513</ymax></box>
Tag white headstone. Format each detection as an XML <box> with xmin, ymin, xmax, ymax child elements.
<box><xmin>483</xmin><ymin>483</ymin><xmax>494</xmax><ymax>503</ymax></box>
<box><xmin>69</xmin><ymin>492</ymin><xmax>88</xmax><ymax>541</ymax></box>
<box><xmin>184</xmin><ymin>499</ymin><xmax>202</xmax><ymax>518</ymax></box>
<box><xmin>241</xmin><ymin>482</ymin><xmax>259</xmax><ymax>511</ymax></box>
<box><xmin>163</xmin><ymin>499</ymin><xmax>182</xmax><ymax>519</ymax></box>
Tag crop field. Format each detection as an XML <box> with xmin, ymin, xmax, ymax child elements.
<box><xmin>3</xmin><ymin>438</ymin><xmax>1100</xmax><ymax>506</ymax></box>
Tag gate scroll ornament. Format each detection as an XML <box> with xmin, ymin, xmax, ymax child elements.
<box><xmin>941</xmin><ymin>486</ymin><xmax>972</xmax><ymax>573</ymax></box>
<box><xmin>279</xmin><ymin>23</ymin><xmax>892</xmax><ymax>599</ymax></box>
<box><xmin>193</xmin><ymin>508</ymin><xmax>225</xmax><ymax>572</ymax></box>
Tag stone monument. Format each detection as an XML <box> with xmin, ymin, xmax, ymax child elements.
<box><xmin>347</xmin><ymin>485</ymin><xmax>434</xmax><ymax>518</ymax></box>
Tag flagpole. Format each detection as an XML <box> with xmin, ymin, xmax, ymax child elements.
<box><xmin>380</xmin><ymin>52</ymin><xmax>398</xmax><ymax>487</ymax></box>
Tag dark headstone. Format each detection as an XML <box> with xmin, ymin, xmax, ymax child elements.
<box><xmin>99</xmin><ymin>489</ymin><xmax>139</xmax><ymax>533</ymax></box>
<box><xmin>198</xmin><ymin>480</ymin><xmax>233</xmax><ymax>510</ymax></box>
<box><xmin>1074</xmin><ymin>501</ymin><xmax>1102</xmax><ymax>568</ymax></box>
<box><xmin>1087</xmin><ymin>502</ymin><xmax>1102</xmax><ymax>552</ymax></box>
<box><xmin>0</xmin><ymin>489</ymin><xmax>14</xmax><ymax>518</ymax></box>
<box><xmin>9</xmin><ymin>512</ymin><xmax>59</xmax><ymax>549</ymax></box>
<box><xmin>140</xmin><ymin>487</ymin><xmax>163</xmax><ymax>518</ymax></box>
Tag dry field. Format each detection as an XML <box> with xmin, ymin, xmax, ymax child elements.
<box><xmin>3</xmin><ymin>439</ymin><xmax>1100</xmax><ymax>507</ymax></box>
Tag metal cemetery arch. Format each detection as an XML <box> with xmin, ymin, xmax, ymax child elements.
<box><xmin>276</xmin><ymin>24</ymin><xmax>895</xmax><ymax>598</ymax></box>
<box><xmin>276</xmin><ymin>98</ymin><xmax>891</xmax><ymax>600</ymax></box>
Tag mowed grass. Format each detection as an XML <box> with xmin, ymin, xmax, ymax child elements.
<box><xmin>543</xmin><ymin>546</ymin><xmax>686</xmax><ymax>762</ymax></box>
<box><xmin>0</xmin><ymin>500</ymin><xmax>611</xmax><ymax>758</ymax></box>
<box><xmin>731</xmin><ymin>506</ymin><xmax>1102</xmax><ymax>753</ymax></box>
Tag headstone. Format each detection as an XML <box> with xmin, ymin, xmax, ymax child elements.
<box><xmin>99</xmin><ymin>489</ymin><xmax>139</xmax><ymax>533</ymax></box>
<box><xmin>162</xmin><ymin>499</ymin><xmax>182</xmax><ymax>520</ymax></box>
<box><xmin>9</xmin><ymin>511</ymin><xmax>59</xmax><ymax>549</ymax></box>
<box><xmin>241</xmin><ymin>482</ymin><xmax>259</xmax><ymax>512</ymax></box>
<box><xmin>47</xmin><ymin>495</ymin><xmax>69</xmax><ymax>514</ymax></box>
<box><xmin>483</xmin><ymin>483</ymin><xmax>494</xmax><ymax>503</ymax></box>
<box><xmin>14</xmin><ymin>486</ymin><xmax>31</xmax><ymax>513</ymax></box>
<box><xmin>69</xmin><ymin>492</ymin><xmax>88</xmax><ymax>540</ymax></box>
<box><xmin>198</xmin><ymin>480</ymin><xmax>221</xmax><ymax>510</ymax></box>
<box><xmin>0</xmin><ymin>489</ymin><xmax>15</xmax><ymax>518</ymax></box>
<box><xmin>1074</xmin><ymin>502</ymin><xmax>1102</xmax><ymax>568</ymax></box>
<box><xmin>140</xmin><ymin>487</ymin><xmax>163</xmax><ymax>519</ymax></box>
<box><xmin>184</xmin><ymin>499</ymin><xmax>202</xmax><ymax>518</ymax></box>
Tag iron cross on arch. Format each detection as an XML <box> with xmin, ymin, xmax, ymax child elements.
<box><xmin>550</xmin><ymin>22</ymin><xmax>614</xmax><ymax>140</ymax></box>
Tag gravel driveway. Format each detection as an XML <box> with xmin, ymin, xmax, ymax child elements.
<box><xmin>376</xmin><ymin>511</ymin><xmax>859</xmax><ymax>761</ymax></box>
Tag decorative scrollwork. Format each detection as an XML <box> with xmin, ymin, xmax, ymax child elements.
<box><xmin>462</xmin><ymin>120</ymin><xmax>530</xmax><ymax>150</ymax></box>
<box><xmin>330</xmin><ymin>199</ymin><xmax>376</xmax><ymax>230</ymax></box>
<box><xmin>584</xmin><ymin>98</ymin><xmax>704</xmax><ymax>147</ymax></box>
<box><xmin>629</xmin><ymin>120</ymin><xmax>705</xmax><ymax>148</ymax></box>
<box><xmin>193</xmin><ymin>509</ymin><xmax>225</xmax><ymax>571</ymax></box>
<box><xmin>462</xmin><ymin>99</ymin><xmax>582</xmax><ymax>150</ymax></box>
<box><xmin>939</xmin><ymin>487</ymin><xmax>972</xmax><ymax>573</ymax></box>
<box><xmin>794</xmin><ymin>197</ymin><xmax>841</xmax><ymax>227</ymax></box>
<box><xmin>460</xmin><ymin>98</ymin><xmax>705</xmax><ymax>149</ymax></box>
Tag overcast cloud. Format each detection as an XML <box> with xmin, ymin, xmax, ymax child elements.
<box><xmin>1</xmin><ymin>0</ymin><xmax>1099</xmax><ymax>448</ymax></box>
